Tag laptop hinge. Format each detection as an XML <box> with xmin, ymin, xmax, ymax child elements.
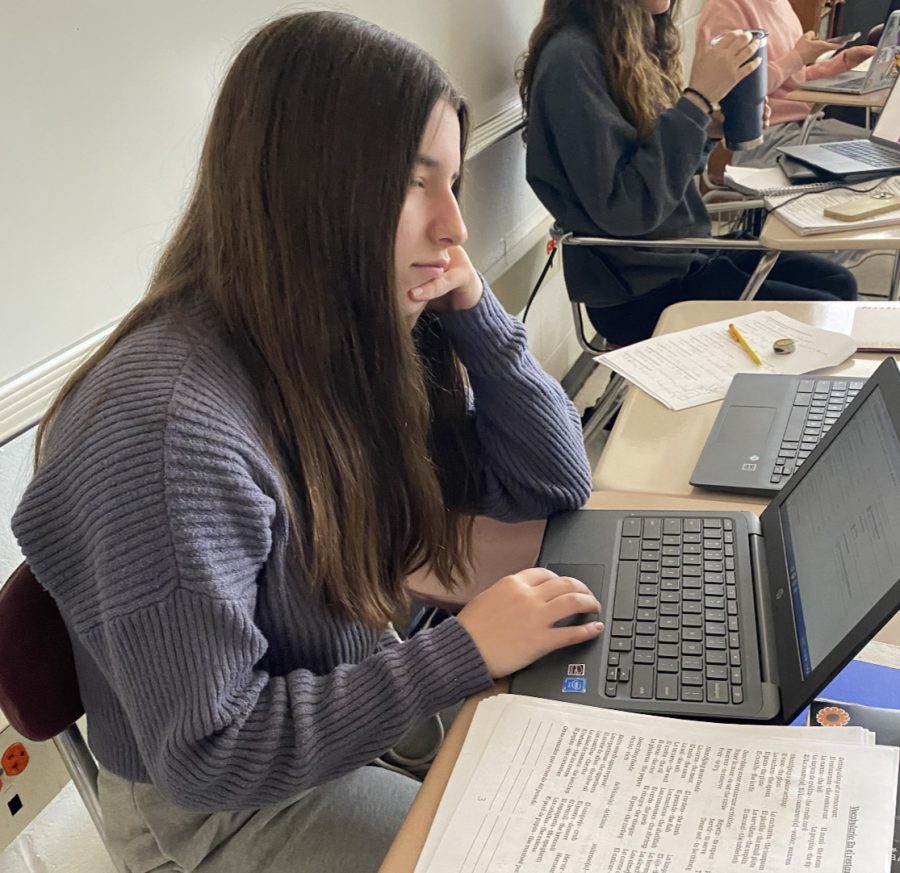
<box><xmin>749</xmin><ymin>532</ymin><xmax>779</xmax><ymax>689</ymax></box>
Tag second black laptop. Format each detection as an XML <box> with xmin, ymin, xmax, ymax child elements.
<box><xmin>690</xmin><ymin>372</ymin><xmax>866</xmax><ymax>496</ymax></box>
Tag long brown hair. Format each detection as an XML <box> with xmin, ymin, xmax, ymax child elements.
<box><xmin>35</xmin><ymin>12</ymin><xmax>480</xmax><ymax>626</ymax></box>
<box><xmin>518</xmin><ymin>0</ymin><xmax>684</xmax><ymax>138</ymax></box>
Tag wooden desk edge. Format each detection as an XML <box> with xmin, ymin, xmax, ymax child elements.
<box><xmin>784</xmin><ymin>87</ymin><xmax>890</xmax><ymax>107</ymax></box>
<box><xmin>377</xmin><ymin>682</ymin><xmax>506</xmax><ymax>873</ymax></box>
<box><xmin>760</xmin><ymin>213</ymin><xmax>900</xmax><ymax>250</ymax></box>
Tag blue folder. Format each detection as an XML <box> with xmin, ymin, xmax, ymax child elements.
<box><xmin>791</xmin><ymin>658</ymin><xmax>900</xmax><ymax>726</ymax></box>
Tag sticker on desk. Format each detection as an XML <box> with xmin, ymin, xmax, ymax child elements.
<box><xmin>815</xmin><ymin>705</ymin><xmax>851</xmax><ymax>727</ymax></box>
<box><xmin>562</xmin><ymin>677</ymin><xmax>587</xmax><ymax>693</ymax></box>
<box><xmin>567</xmin><ymin>663</ymin><xmax>586</xmax><ymax>676</ymax></box>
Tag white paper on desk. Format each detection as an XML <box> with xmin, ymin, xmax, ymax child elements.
<box><xmin>598</xmin><ymin>310</ymin><xmax>857</xmax><ymax>410</ymax></box>
<box><xmin>417</xmin><ymin>695</ymin><xmax>897</xmax><ymax>873</ymax></box>
<box><xmin>766</xmin><ymin>176</ymin><xmax>900</xmax><ymax>235</ymax></box>
<box><xmin>724</xmin><ymin>164</ymin><xmax>791</xmax><ymax>194</ymax></box>
<box><xmin>413</xmin><ymin>699</ymin><xmax>876</xmax><ymax>873</ymax></box>
<box><xmin>852</xmin><ymin>305</ymin><xmax>900</xmax><ymax>351</ymax></box>
<box><xmin>415</xmin><ymin>697</ymin><xmax>875</xmax><ymax>873</ymax></box>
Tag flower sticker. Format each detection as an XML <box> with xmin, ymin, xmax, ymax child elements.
<box><xmin>815</xmin><ymin>705</ymin><xmax>851</xmax><ymax>727</ymax></box>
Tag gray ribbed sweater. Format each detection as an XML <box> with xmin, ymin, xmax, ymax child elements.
<box><xmin>12</xmin><ymin>285</ymin><xmax>591</xmax><ymax>812</ymax></box>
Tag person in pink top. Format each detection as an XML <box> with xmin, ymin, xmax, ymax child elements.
<box><xmin>697</xmin><ymin>0</ymin><xmax>876</xmax><ymax>166</ymax></box>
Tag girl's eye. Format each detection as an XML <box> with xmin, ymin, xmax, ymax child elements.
<box><xmin>411</xmin><ymin>178</ymin><xmax>426</xmax><ymax>189</ymax></box>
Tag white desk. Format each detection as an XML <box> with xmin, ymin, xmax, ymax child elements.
<box><xmin>758</xmin><ymin>205</ymin><xmax>900</xmax><ymax>300</ymax></box>
<box><xmin>593</xmin><ymin>299</ymin><xmax>896</xmax><ymax>499</ymax></box>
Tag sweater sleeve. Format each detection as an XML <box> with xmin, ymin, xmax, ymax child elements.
<box><xmin>532</xmin><ymin>40</ymin><xmax>711</xmax><ymax>237</ymax></box>
<box><xmin>64</xmin><ymin>402</ymin><xmax>492</xmax><ymax>812</ymax></box>
<box><xmin>95</xmin><ymin>600</ymin><xmax>488</xmax><ymax>812</ymax></box>
<box><xmin>438</xmin><ymin>284</ymin><xmax>592</xmax><ymax>522</ymax></box>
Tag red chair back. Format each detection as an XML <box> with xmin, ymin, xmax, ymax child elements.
<box><xmin>0</xmin><ymin>562</ymin><xmax>84</xmax><ymax>741</ymax></box>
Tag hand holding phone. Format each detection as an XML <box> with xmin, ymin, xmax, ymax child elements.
<box><xmin>827</xmin><ymin>31</ymin><xmax>861</xmax><ymax>48</ymax></box>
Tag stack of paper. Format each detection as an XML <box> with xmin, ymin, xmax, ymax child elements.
<box><xmin>598</xmin><ymin>310</ymin><xmax>857</xmax><ymax>410</ymax></box>
<box><xmin>766</xmin><ymin>176</ymin><xmax>900</xmax><ymax>236</ymax></box>
<box><xmin>416</xmin><ymin>695</ymin><xmax>898</xmax><ymax>873</ymax></box>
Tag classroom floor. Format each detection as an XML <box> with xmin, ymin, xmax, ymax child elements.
<box><xmin>574</xmin><ymin>249</ymin><xmax>898</xmax><ymax>477</ymax></box>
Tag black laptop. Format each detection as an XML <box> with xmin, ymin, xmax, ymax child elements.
<box><xmin>689</xmin><ymin>372</ymin><xmax>866</xmax><ymax>496</ymax></box>
<box><xmin>511</xmin><ymin>357</ymin><xmax>900</xmax><ymax>725</ymax></box>
<box><xmin>779</xmin><ymin>76</ymin><xmax>900</xmax><ymax>177</ymax></box>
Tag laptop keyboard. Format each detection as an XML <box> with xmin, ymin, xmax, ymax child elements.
<box><xmin>606</xmin><ymin>516</ymin><xmax>743</xmax><ymax>706</ymax></box>
<box><xmin>772</xmin><ymin>378</ymin><xmax>863</xmax><ymax>486</ymax></box>
<box><xmin>822</xmin><ymin>74</ymin><xmax>865</xmax><ymax>92</ymax></box>
<box><xmin>821</xmin><ymin>140</ymin><xmax>900</xmax><ymax>168</ymax></box>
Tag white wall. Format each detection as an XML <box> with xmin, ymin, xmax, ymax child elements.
<box><xmin>0</xmin><ymin>435</ymin><xmax>34</xmax><ymax>576</ymax></box>
<box><xmin>0</xmin><ymin>0</ymin><xmax>548</xmax><ymax>391</ymax></box>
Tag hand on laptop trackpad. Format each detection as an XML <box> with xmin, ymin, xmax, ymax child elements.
<box><xmin>546</xmin><ymin>563</ymin><xmax>604</xmax><ymax>627</ymax></box>
<box><xmin>553</xmin><ymin>612</ymin><xmax>600</xmax><ymax>628</ymax></box>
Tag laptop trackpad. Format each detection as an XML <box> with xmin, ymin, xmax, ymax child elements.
<box><xmin>547</xmin><ymin>563</ymin><xmax>605</xmax><ymax>627</ymax></box>
<box><xmin>718</xmin><ymin>404</ymin><xmax>776</xmax><ymax>449</ymax></box>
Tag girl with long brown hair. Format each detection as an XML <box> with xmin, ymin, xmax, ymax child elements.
<box><xmin>12</xmin><ymin>11</ymin><xmax>600</xmax><ymax>872</ymax></box>
<box><xmin>519</xmin><ymin>0</ymin><xmax>858</xmax><ymax>347</ymax></box>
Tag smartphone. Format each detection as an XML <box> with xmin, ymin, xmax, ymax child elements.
<box><xmin>827</xmin><ymin>31</ymin><xmax>861</xmax><ymax>47</ymax></box>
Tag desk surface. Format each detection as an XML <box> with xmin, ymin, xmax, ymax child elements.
<box><xmin>785</xmin><ymin>87</ymin><xmax>890</xmax><ymax>108</ymax></box>
<box><xmin>760</xmin><ymin>211</ymin><xmax>900</xmax><ymax>251</ymax></box>
<box><xmin>384</xmin><ymin>488</ymin><xmax>900</xmax><ymax>873</ymax></box>
<box><xmin>593</xmin><ymin>299</ymin><xmax>894</xmax><ymax>498</ymax></box>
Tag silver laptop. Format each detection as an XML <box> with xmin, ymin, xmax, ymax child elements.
<box><xmin>689</xmin><ymin>372</ymin><xmax>866</xmax><ymax>496</ymax></box>
<box><xmin>803</xmin><ymin>10</ymin><xmax>900</xmax><ymax>95</ymax></box>
<box><xmin>511</xmin><ymin>357</ymin><xmax>900</xmax><ymax>725</ymax></box>
<box><xmin>779</xmin><ymin>75</ymin><xmax>900</xmax><ymax>175</ymax></box>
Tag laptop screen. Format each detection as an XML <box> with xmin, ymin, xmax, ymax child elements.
<box><xmin>779</xmin><ymin>386</ymin><xmax>900</xmax><ymax>677</ymax></box>
<box><xmin>873</xmin><ymin>75</ymin><xmax>900</xmax><ymax>144</ymax></box>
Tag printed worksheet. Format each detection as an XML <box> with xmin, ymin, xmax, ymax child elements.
<box><xmin>598</xmin><ymin>311</ymin><xmax>856</xmax><ymax>410</ymax></box>
<box><xmin>416</xmin><ymin>696</ymin><xmax>896</xmax><ymax>873</ymax></box>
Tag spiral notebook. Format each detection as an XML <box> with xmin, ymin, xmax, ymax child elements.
<box><xmin>764</xmin><ymin>176</ymin><xmax>900</xmax><ymax>235</ymax></box>
<box><xmin>723</xmin><ymin>164</ymin><xmax>841</xmax><ymax>197</ymax></box>
<box><xmin>852</xmin><ymin>305</ymin><xmax>900</xmax><ymax>352</ymax></box>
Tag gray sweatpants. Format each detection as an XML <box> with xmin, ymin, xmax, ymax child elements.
<box><xmin>98</xmin><ymin>764</ymin><xmax>419</xmax><ymax>873</ymax></box>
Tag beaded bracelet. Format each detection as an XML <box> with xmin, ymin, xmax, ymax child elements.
<box><xmin>683</xmin><ymin>87</ymin><xmax>716</xmax><ymax>115</ymax></box>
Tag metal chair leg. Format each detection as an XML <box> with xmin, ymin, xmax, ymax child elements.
<box><xmin>739</xmin><ymin>249</ymin><xmax>780</xmax><ymax>301</ymax></box>
<box><xmin>891</xmin><ymin>252</ymin><xmax>900</xmax><ymax>301</ymax></box>
<box><xmin>53</xmin><ymin>725</ymin><xmax>109</xmax><ymax>853</ymax></box>
<box><xmin>582</xmin><ymin>373</ymin><xmax>628</xmax><ymax>443</ymax></box>
<box><xmin>570</xmin><ymin>302</ymin><xmax>609</xmax><ymax>354</ymax></box>
<box><xmin>798</xmin><ymin>108</ymin><xmax>823</xmax><ymax>145</ymax></box>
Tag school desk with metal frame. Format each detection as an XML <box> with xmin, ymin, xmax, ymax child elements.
<box><xmin>759</xmin><ymin>210</ymin><xmax>900</xmax><ymax>299</ymax></box>
<box><xmin>784</xmin><ymin>85</ymin><xmax>890</xmax><ymax>143</ymax></box>
<box><xmin>592</xmin><ymin>299</ymin><xmax>899</xmax><ymax>498</ymax></box>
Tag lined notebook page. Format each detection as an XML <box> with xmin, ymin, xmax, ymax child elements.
<box><xmin>765</xmin><ymin>177</ymin><xmax>900</xmax><ymax>235</ymax></box>
<box><xmin>852</xmin><ymin>305</ymin><xmax>900</xmax><ymax>351</ymax></box>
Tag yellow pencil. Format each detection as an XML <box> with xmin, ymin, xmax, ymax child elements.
<box><xmin>728</xmin><ymin>322</ymin><xmax>762</xmax><ymax>366</ymax></box>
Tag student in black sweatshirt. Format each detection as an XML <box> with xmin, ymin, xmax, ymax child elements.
<box><xmin>519</xmin><ymin>0</ymin><xmax>857</xmax><ymax>346</ymax></box>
